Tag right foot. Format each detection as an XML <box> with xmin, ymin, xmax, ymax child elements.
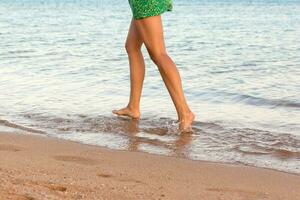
<box><xmin>112</xmin><ymin>106</ymin><xmax>140</xmax><ymax>119</ymax></box>
<box><xmin>179</xmin><ymin>111</ymin><xmax>195</xmax><ymax>133</ymax></box>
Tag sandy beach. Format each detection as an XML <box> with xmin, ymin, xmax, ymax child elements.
<box><xmin>0</xmin><ymin>131</ymin><xmax>299</xmax><ymax>200</ymax></box>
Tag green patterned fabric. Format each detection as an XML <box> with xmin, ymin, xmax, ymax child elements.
<box><xmin>128</xmin><ymin>0</ymin><xmax>173</xmax><ymax>20</ymax></box>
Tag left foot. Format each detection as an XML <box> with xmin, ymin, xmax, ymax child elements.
<box><xmin>179</xmin><ymin>111</ymin><xmax>195</xmax><ymax>133</ymax></box>
<box><xmin>112</xmin><ymin>106</ymin><xmax>140</xmax><ymax>119</ymax></box>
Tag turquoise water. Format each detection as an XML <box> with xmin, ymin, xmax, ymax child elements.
<box><xmin>0</xmin><ymin>0</ymin><xmax>300</xmax><ymax>173</ymax></box>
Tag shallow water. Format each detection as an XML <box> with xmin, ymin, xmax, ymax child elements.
<box><xmin>0</xmin><ymin>0</ymin><xmax>300</xmax><ymax>173</ymax></box>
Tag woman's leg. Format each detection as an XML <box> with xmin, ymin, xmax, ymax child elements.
<box><xmin>112</xmin><ymin>19</ymin><xmax>145</xmax><ymax>119</ymax></box>
<box><xmin>134</xmin><ymin>15</ymin><xmax>195</xmax><ymax>131</ymax></box>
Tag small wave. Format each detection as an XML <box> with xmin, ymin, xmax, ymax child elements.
<box><xmin>234</xmin><ymin>144</ymin><xmax>300</xmax><ymax>159</ymax></box>
<box><xmin>0</xmin><ymin>119</ymin><xmax>46</xmax><ymax>134</ymax></box>
<box><xmin>234</xmin><ymin>94</ymin><xmax>300</xmax><ymax>109</ymax></box>
<box><xmin>1</xmin><ymin>114</ymin><xmax>300</xmax><ymax>174</ymax></box>
<box><xmin>199</xmin><ymin>90</ymin><xmax>300</xmax><ymax>109</ymax></box>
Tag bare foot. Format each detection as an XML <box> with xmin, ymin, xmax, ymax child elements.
<box><xmin>112</xmin><ymin>106</ymin><xmax>140</xmax><ymax>119</ymax></box>
<box><xmin>179</xmin><ymin>111</ymin><xmax>195</xmax><ymax>133</ymax></box>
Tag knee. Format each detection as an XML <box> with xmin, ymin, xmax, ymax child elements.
<box><xmin>149</xmin><ymin>51</ymin><xmax>168</xmax><ymax>66</ymax></box>
<box><xmin>125</xmin><ymin>42</ymin><xmax>142</xmax><ymax>55</ymax></box>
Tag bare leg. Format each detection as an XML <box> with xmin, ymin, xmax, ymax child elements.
<box><xmin>112</xmin><ymin>19</ymin><xmax>145</xmax><ymax>119</ymax></box>
<box><xmin>134</xmin><ymin>15</ymin><xmax>195</xmax><ymax>132</ymax></box>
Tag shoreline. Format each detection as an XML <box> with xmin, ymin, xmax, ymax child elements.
<box><xmin>0</xmin><ymin>131</ymin><xmax>300</xmax><ymax>199</ymax></box>
<box><xmin>1</xmin><ymin>117</ymin><xmax>300</xmax><ymax>175</ymax></box>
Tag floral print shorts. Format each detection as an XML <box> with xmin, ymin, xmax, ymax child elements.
<box><xmin>128</xmin><ymin>0</ymin><xmax>173</xmax><ymax>20</ymax></box>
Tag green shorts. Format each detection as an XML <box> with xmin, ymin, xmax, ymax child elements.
<box><xmin>128</xmin><ymin>0</ymin><xmax>173</xmax><ymax>20</ymax></box>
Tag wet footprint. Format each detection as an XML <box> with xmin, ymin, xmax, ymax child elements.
<box><xmin>53</xmin><ymin>155</ymin><xmax>99</xmax><ymax>165</ymax></box>
<box><xmin>97</xmin><ymin>172</ymin><xmax>113</xmax><ymax>178</ymax></box>
<box><xmin>44</xmin><ymin>184</ymin><xmax>67</xmax><ymax>192</ymax></box>
<box><xmin>0</xmin><ymin>144</ymin><xmax>21</xmax><ymax>152</ymax></box>
<box><xmin>118</xmin><ymin>177</ymin><xmax>145</xmax><ymax>184</ymax></box>
<box><xmin>97</xmin><ymin>172</ymin><xmax>145</xmax><ymax>185</ymax></box>
<box><xmin>28</xmin><ymin>180</ymin><xmax>67</xmax><ymax>192</ymax></box>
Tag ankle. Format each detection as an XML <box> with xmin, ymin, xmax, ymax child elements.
<box><xmin>178</xmin><ymin>108</ymin><xmax>193</xmax><ymax>120</ymax></box>
<box><xmin>127</xmin><ymin>104</ymin><xmax>140</xmax><ymax>113</ymax></box>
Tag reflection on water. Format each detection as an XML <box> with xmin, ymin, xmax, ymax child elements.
<box><xmin>116</xmin><ymin>118</ymin><xmax>193</xmax><ymax>157</ymax></box>
<box><xmin>0</xmin><ymin>0</ymin><xmax>300</xmax><ymax>174</ymax></box>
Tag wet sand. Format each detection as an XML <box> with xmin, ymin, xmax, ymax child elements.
<box><xmin>0</xmin><ymin>131</ymin><xmax>299</xmax><ymax>200</ymax></box>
